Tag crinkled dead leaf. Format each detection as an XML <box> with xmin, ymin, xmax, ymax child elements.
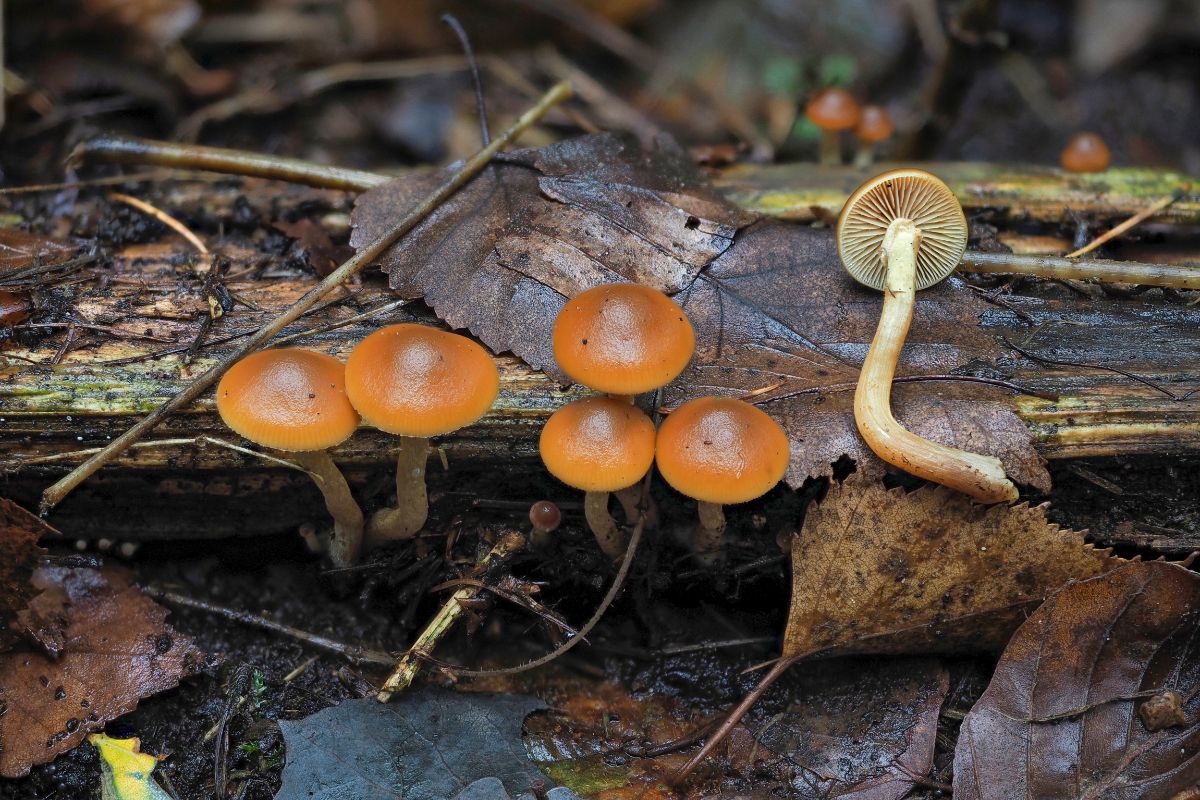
<box><xmin>352</xmin><ymin>134</ymin><xmax>1049</xmax><ymax>490</ymax></box>
<box><xmin>275</xmin><ymin>691</ymin><xmax>572</xmax><ymax>800</ymax></box>
<box><xmin>0</xmin><ymin>498</ymin><xmax>56</xmax><ymax>651</ymax></box>
<box><xmin>0</xmin><ymin>228</ymin><xmax>77</xmax><ymax>277</ymax></box>
<box><xmin>954</xmin><ymin>561</ymin><xmax>1200</xmax><ymax>799</ymax></box>
<box><xmin>0</xmin><ymin>566</ymin><xmax>205</xmax><ymax>778</ymax></box>
<box><xmin>89</xmin><ymin>733</ymin><xmax>173</xmax><ymax>800</ymax></box>
<box><xmin>351</xmin><ymin>133</ymin><xmax>751</xmax><ymax>378</ymax></box>
<box><xmin>525</xmin><ymin>658</ymin><xmax>947</xmax><ymax>800</ymax></box>
<box><xmin>783</xmin><ymin>478</ymin><xmax>1121</xmax><ymax>660</ymax></box>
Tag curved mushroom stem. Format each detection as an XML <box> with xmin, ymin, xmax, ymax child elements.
<box><xmin>961</xmin><ymin>251</ymin><xmax>1200</xmax><ymax>290</ymax></box>
<box><xmin>584</xmin><ymin>491</ymin><xmax>628</xmax><ymax>561</ymax></box>
<box><xmin>366</xmin><ymin>436</ymin><xmax>429</xmax><ymax>548</ymax></box>
<box><xmin>614</xmin><ymin>484</ymin><xmax>658</xmax><ymax>529</ymax></box>
<box><xmin>852</xmin><ymin>141</ymin><xmax>876</xmax><ymax>168</ymax></box>
<box><xmin>818</xmin><ymin>131</ymin><xmax>841</xmax><ymax>166</ymax></box>
<box><xmin>856</xmin><ymin>219</ymin><xmax>1019</xmax><ymax>504</ymax></box>
<box><xmin>289</xmin><ymin>450</ymin><xmax>364</xmax><ymax>567</ymax></box>
<box><xmin>694</xmin><ymin>501</ymin><xmax>727</xmax><ymax>563</ymax></box>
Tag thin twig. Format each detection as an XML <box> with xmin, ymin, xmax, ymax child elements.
<box><xmin>1003</xmin><ymin>336</ymin><xmax>1182</xmax><ymax>400</ymax></box>
<box><xmin>109</xmin><ymin>192</ymin><xmax>209</xmax><ymax>254</ymax></box>
<box><xmin>15</xmin><ymin>321</ymin><xmax>177</xmax><ymax>343</ymax></box>
<box><xmin>145</xmin><ymin>586</ymin><xmax>395</xmax><ymax>665</ymax></box>
<box><xmin>39</xmin><ymin>80</ymin><xmax>572</xmax><ymax>515</ymax></box>
<box><xmin>1065</xmin><ymin>189</ymin><xmax>1187</xmax><ymax>258</ymax></box>
<box><xmin>441</xmin><ymin>14</ymin><xmax>489</xmax><ymax>146</ymax></box>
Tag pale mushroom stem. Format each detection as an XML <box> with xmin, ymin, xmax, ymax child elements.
<box><xmin>367</xmin><ymin>436</ymin><xmax>429</xmax><ymax>547</ymax></box>
<box><xmin>856</xmin><ymin>219</ymin><xmax>1019</xmax><ymax>504</ymax></box>
<box><xmin>852</xmin><ymin>142</ymin><xmax>876</xmax><ymax>168</ymax></box>
<box><xmin>289</xmin><ymin>450</ymin><xmax>364</xmax><ymax>567</ymax></box>
<box><xmin>584</xmin><ymin>491</ymin><xmax>628</xmax><ymax>561</ymax></box>
<box><xmin>818</xmin><ymin>132</ymin><xmax>841</xmax><ymax>166</ymax></box>
<box><xmin>694</xmin><ymin>501</ymin><xmax>727</xmax><ymax>562</ymax></box>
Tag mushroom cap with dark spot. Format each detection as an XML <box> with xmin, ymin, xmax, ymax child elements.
<box><xmin>345</xmin><ymin>324</ymin><xmax>499</xmax><ymax>438</ymax></box>
<box><xmin>552</xmin><ymin>283</ymin><xmax>695</xmax><ymax>395</ymax></box>
<box><xmin>655</xmin><ymin>397</ymin><xmax>789</xmax><ymax>505</ymax></box>
<box><xmin>837</xmin><ymin>168</ymin><xmax>968</xmax><ymax>291</ymax></box>
<box><xmin>805</xmin><ymin>88</ymin><xmax>861</xmax><ymax>132</ymax></box>
<box><xmin>216</xmin><ymin>348</ymin><xmax>359</xmax><ymax>452</ymax></box>
<box><xmin>1060</xmin><ymin>132</ymin><xmax>1111</xmax><ymax>173</ymax></box>
<box><xmin>855</xmin><ymin>105</ymin><xmax>894</xmax><ymax>143</ymax></box>
<box><xmin>539</xmin><ymin>397</ymin><xmax>656</xmax><ymax>492</ymax></box>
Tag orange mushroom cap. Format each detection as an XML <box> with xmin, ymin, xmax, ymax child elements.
<box><xmin>216</xmin><ymin>348</ymin><xmax>359</xmax><ymax>452</ymax></box>
<box><xmin>855</xmin><ymin>105</ymin><xmax>894</xmax><ymax>143</ymax></box>
<box><xmin>344</xmin><ymin>324</ymin><xmax>499</xmax><ymax>438</ymax></box>
<box><xmin>539</xmin><ymin>397</ymin><xmax>656</xmax><ymax>493</ymax></box>
<box><xmin>1060</xmin><ymin>132</ymin><xmax>1110</xmax><ymax>173</ymax></box>
<box><xmin>552</xmin><ymin>284</ymin><xmax>695</xmax><ymax>395</ymax></box>
<box><xmin>656</xmin><ymin>397</ymin><xmax>789</xmax><ymax>505</ymax></box>
<box><xmin>805</xmin><ymin>88</ymin><xmax>861</xmax><ymax>132</ymax></box>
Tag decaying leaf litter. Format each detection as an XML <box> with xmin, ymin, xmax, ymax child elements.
<box><xmin>3</xmin><ymin>1</ymin><xmax>1200</xmax><ymax>798</ymax></box>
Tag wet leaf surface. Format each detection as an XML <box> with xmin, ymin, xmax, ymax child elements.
<box><xmin>353</xmin><ymin>134</ymin><xmax>1050</xmax><ymax>490</ymax></box>
<box><xmin>783</xmin><ymin>477</ymin><xmax>1121</xmax><ymax>660</ymax></box>
<box><xmin>521</xmin><ymin>657</ymin><xmax>948</xmax><ymax>799</ymax></box>
<box><xmin>0</xmin><ymin>497</ymin><xmax>55</xmax><ymax>651</ymax></box>
<box><xmin>275</xmin><ymin>691</ymin><xmax>572</xmax><ymax>800</ymax></box>
<box><xmin>0</xmin><ymin>229</ymin><xmax>77</xmax><ymax>277</ymax></box>
<box><xmin>0</xmin><ymin>565</ymin><xmax>205</xmax><ymax>778</ymax></box>
<box><xmin>954</xmin><ymin>561</ymin><xmax>1200</xmax><ymax>799</ymax></box>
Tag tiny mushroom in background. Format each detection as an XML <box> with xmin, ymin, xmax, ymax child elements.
<box><xmin>528</xmin><ymin>500</ymin><xmax>562</xmax><ymax>549</ymax></box>
<box><xmin>539</xmin><ymin>396</ymin><xmax>657</xmax><ymax>560</ymax></box>
<box><xmin>345</xmin><ymin>323</ymin><xmax>499</xmax><ymax>549</ymax></box>
<box><xmin>552</xmin><ymin>282</ymin><xmax>695</xmax><ymax>528</ymax></box>
<box><xmin>837</xmin><ymin>168</ymin><xmax>1018</xmax><ymax>504</ymax></box>
<box><xmin>655</xmin><ymin>396</ymin><xmax>789</xmax><ymax>561</ymax></box>
<box><xmin>853</xmin><ymin>105</ymin><xmax>894</xmax><ymax>168</ymax></box>
<box><xmin>1060</xmin><ymin>131</ymin><xmax>1111</xmax><ymax>173</ymax></box>
<box><xmin>217</xmin><ymin>348</ymin><xmax>364</xmax><ymax>566</ymax></box>
<box><xmin>805</xmin><ymin>88</ymin><xmax>861</xmax><ymax>166</ymax></box>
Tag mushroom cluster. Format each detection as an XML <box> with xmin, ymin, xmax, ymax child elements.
<box><xmin>215</xmin><ymin>325</ymin><xmax>499</xmax><ymax>564</ymax></box>
<box><xmin>805</xmin><ymin>89</ymin><xmax>893</xmax><ymax>166</ymax></box>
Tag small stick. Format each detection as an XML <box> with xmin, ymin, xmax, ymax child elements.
<box><xmin>109</xmin><ymin>192</ymin><xmax>210</xmax><ymax>254</ymax></box>
<box><xmin>145</xmin><ymin>586</ymin><xmax>395</xmax><ymax>665</ymax></box>
<box><xmin>961</xmin><ymin>250</ymin><xmax>1200</xmax><ymax>290</ymax></box>
<box><xmin>40</xmin><ymin>80</ymin><xmax>572</xmax><ymax>515</ymax></box>
<box><xmin>441</xmin><ymin>14</ymin><xmax>490</xmax><ymax>146</ymax></box>
<box><xmin>376</xmin><ymin>529</ymin><xmax>527</xmax><ymax>701</ymax></box>
<box><xmin>1065</xmin><ymin>190</ymin><xmax>1186</xmax><ymax>259</ymax></box>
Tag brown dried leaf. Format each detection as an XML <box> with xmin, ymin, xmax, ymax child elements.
<box><xmin>273</xmin><ymin>219</ymin><xmax>352</xmax><ymax>278</ymax></box>
<box><xmin>783</xmin><ymin>477</ymin><xmax>1121</xmax><ymax>660</ymax></box>
<box><xmin>0</xmin><ymin>229</ymin><xmax>77</xmax><ymax>277</ymax></box>
<box><xmin>954</xmin><ymin>561</ymin><xmax>1200</xmax><ymax>799</ymax></box>
<box><xmin>353</xmin><ymin>134</ymin><xmax>1049</xmax><ymax>489</ymax></box>
<box><xmin>351</xmin><ymin>133</ymin><xmax>752</xmax><ymax>377</ymax></box>
<box><xmin>0</xmin><ymin>565</ymin><xmax>205</xmax><ymax>778</ymax></box>
<box><xmin>0</xmin><ymin>498</ymin><xmax>55</xmax><ymax>651</ymax></box>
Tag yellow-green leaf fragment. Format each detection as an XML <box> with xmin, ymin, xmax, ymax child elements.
<box><xmin>88</xmin><ymin>733</ymin><xmax>172</xmax><ymax>800</ymax></box>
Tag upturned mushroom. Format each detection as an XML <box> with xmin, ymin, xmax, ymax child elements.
<box><xmin>655</xmin><ymin>396</ymin><xmax>789</xmax><ymax>560</ymax></box>
<box><xmin>805</xmin><ymin>88</ymin><xmax>861</xmax><ymax>166</ymax></box>
<box><xmin>853</xmin><ymin>105</ymin><xmax>894</xmax><ymax>167</ymax></box>
<box><xmin>344</xmin><ymin>324</ymin><xmax>499</xmax><ymax>547</ymax></box>
<box><xmin>837</xmin><ymin>168</ymin><xmax>1019</xmax><ymax>504</ymax></box>
<box><xmin>216</xmin><ymin>348</ymin><xmax>364</xmax><ymax>566</ymax></box>
<box><xmin>539</xmin><ymin>396</ymin><xmax>657</xmax><ymax>560</ymax></box>
<box><xmin>1060</xmin><ymin>132</ymin><xmax>1110</xmax><ymax>173</ymax></box>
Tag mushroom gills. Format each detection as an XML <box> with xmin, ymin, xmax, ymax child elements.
<box><xmin>855</xmin><ymin>218</ymin><xmax>1018</xmax><ymax>504</ymax></box>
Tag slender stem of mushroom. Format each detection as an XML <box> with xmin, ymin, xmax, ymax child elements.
<box><xmin>856</xmin><ymin>220</ymin><xmax>1019</xmax><ymax>504</ymax></box>
<box><xmin>288</xmin><ymin>450</ymin><xmax>364</xmax><ymax>567</ymax></box>
<box><xmin>961</xmin><ymin>251</ymin><xmax>1200</xmax><ymax>290</ymax></box>
<box><xmin>852</xmin><ymin>142</ymin><xmax>876</xmax><ymax>169</ymax></box>
<box><xmin>584</xmin><ymin>491</ymin><xmax>627</xmax><ymax>561</ymax></box>
<box><xmin>694</xmin><ymin>501</ymin><xmax>727</xmax><ymax>561</ymax></box>
<box><xmin>367</xmin><ymin>436</ymin><xmax>429</xmax><ymax>547</ymax></box>
<box><xmin>818</xmin><ymin>132</ymin><xmax>840</xmax><ymax>166</ymax></box>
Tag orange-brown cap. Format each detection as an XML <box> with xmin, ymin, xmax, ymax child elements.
<box><xmin>539</xmin><ymin>397</ymin><xmax>656</xmax><ymax>492</ymax></box>
<box><xmin>216</xmin><ymin>348</ymin><xmax>359</xmax><ymax>451</ymax></box>
<box><xmin>552</xmin><ymin>284</ymin><xmax>695</xmax><ymax>395</ymax></box>
<box><xmin>805</xmin><ymin>88</ymin><xmax>861</xmax><ymax>132</ymax></box>
<box><xmin>656</xmin><ymin>396</ymin><xmax>789</xmax><ymax>505</ymax></box>
<box><xmin>344</xmin><ymin>324</ymin><xmax>499</xmax><ymax>438</ymax></box>
<box><xmin>1060</xmin><ymin>132</ymin><xmax>1110</xmax><ymax>173</ymax></box>
<box><xmin>855</xmin><ymin>105</ymin><xmax>894</xmax><ymax>143</ymax></box>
